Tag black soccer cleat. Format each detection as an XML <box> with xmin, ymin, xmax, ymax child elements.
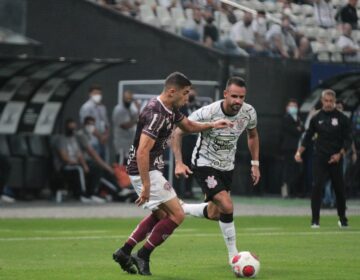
<box><xmin>131</xmin><ymin>252</ymin><xmax>152</xmax><ymax>276</ymax></box>
<box><xmin>113</xmin><ymin>248</ymin><xmax>137</xmax><ymax>274</ymax></box>
<box><xmin>338</xmin><ymin>217</ymin><xmax>349</xmax><ymax>228</ymax></box>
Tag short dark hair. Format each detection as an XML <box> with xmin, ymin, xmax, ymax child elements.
<box><xmin>65</xmin><ymin>118</ymin><xmax>76</xmax><ymax>127</ymax></box>
<box><xmin>88</xmin><ymin>84</ymin><xmax>102</xmax><ymax>93</ymax></box>
<box><xmin>226</xmin><ymin>76</ymin><xmax>246</xmax><ymax>89</ymax></box>
<box><xmin>287</xmin><ymin>98</ymin><xmax>298</xmax><ymax>105</ymax></box>
<box><xmin>164</xmin><ymin>72</ymin><xmax>192</xmax><ymax>89</ymax></box>
<box><xmin>84</xmin><ymin>116</ymin><xmax>95</xmax><ymax>124</ymax></box>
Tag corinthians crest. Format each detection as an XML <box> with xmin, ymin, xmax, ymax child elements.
<box><xmin>205</xmin><ymin>176</ymin><xmax>218</xmax><ymax>189</ymax></box>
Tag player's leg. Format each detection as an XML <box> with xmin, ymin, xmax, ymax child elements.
<box><xmin>182</xmin><ymin>200</ymin><xmax>220</xmax><ymax>219</ymax></box>
<box><xmin>212</xmin><ymin>190</ymin><xmax>238</xmax><ymax>264</ymax></box>
<box><xmin>132</xmin><ymin>197</ymin><xmax>185</xmax><ymax>275</ymax></box>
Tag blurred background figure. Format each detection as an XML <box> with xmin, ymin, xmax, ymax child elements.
<box><xmin>280</xmin><ymin>99</ymin><xmax>304</xmax><ymax>198</ymax></box>
<box><xmin>79</xmin><ymin>84</ymin><xmax>110</xmax><ymax>160</ymax></box>
<box><xmin>112</xmin><ymin>90</ymin><xmax>140</xmax><ymax>165</ymax></box>
<box><xmin>0</xmin><ymin>153</ymin><xmax>15</xmax><ymax>203</ymax></box>
<box><xmin>175</xmin><ymin>88</ymin><xmax>201</xmax><ymax>198</ymax></box>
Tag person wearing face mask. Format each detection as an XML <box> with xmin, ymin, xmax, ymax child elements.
<box><xmin>295</xmin><ymin>90</ymin><xmax>352</xmax><ymax>228</ymax></box>
<box><xmin>79</xmin><ymin>84</ymin><xmax>110</xmax><ymax>160</ymax></box>
<box><xmin>53</xmin><ymin>118</ymin><xmax>98</xmax><ymax>203</ymax></box>
<box><xmin>280</xmin><ymin>99</ymin><xmax>304</xmax><ymax>198</ymax></box>
<box><xmin>76</xmin><ymin>116</ymin><xmax>135</xmax><ymax>202</ymax></box>
<box><xmin>112</xmin><ymin>90</ymin><xmax>140</xmax><ymax>165</ymax></box>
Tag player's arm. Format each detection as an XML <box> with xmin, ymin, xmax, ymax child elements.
<box><xmin>295</xmin><ymin>114</ymin><xmax>316</xmax><ymax>162</ymax></box>
<box><xmin>171</xmin><ymin>127</ymin><xmax>193</xmax><ymax>178</ymax></box>
<box><xmin>177</xmin><ymin>116</ymin><xmax>232</xmax><ymax>133</ymax></box>
<box><xmin>85</xmin><ymin>144</ymin><xmax>114</xmax><ymax>174</ymax></box>
<box><xmin>136</xmin><ymin>133</ymin><xmax>156</xmax><ymax>206</ymax></box>
<box><xmin>247</xmin><ymin>127</ymin><xmax>260</xmax><ymax>185</ymax></box>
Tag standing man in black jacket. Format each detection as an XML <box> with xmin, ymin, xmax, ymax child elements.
<box><xmin>295</xmin><ymin>89</ymin><xmax>352</xmax><ymax>228</ymax></box>
<box><xmin>280</xmin><ymin>99</ymin><xmax>304</xmax><ymax>198</ymax></box>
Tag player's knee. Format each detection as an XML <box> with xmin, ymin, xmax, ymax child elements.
<box><xmin>171</xmin><ymin>208</ymin><xmax>185</xmax><ymax>225</ymax></box>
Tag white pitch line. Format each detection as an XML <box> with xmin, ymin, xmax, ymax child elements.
<box><xmin>0</xmin><ymin>230</ymin><xmax>359</xmax><ymax>242</ymax></box>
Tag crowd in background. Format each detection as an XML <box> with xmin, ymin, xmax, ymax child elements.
<box><xmin>92</xmin><ymin>0</ymin><xmax>360</xmax><ymax>61</ymax></box>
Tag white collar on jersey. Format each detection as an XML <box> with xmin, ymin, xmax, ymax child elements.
<box><xmin>157</xmin><ymin>96</ymin><xmax>173</xmax><ymax>114</ymax></box>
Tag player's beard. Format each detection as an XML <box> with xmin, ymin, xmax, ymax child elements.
<box><xmin>231</xmin><ymin>104</ymin><xmax>241</xmax><ymax>113</ymax></box>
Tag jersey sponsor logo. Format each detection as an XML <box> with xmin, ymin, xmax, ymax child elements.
<box><xmin>331</xmin><ymin>118</ymin><xmax>338</xmax><ymax>126</ymax></box>
<box><xmin>205</xmin><ymin>175</ymin><xmax>218</xmax><ymax>189</ymax></box>
<box><xmin>213</xmin><ymin>135</ymin><xmax>236</xmax><ymax>151</ymax></box>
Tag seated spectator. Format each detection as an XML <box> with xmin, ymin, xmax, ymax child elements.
<box><xmin>313</xmin><ymin>0</ymin><xmax>336</xmax><ymax>28</ymax></box>
<box><xmin>203</xmin><ymin>11</ymin><xmax>219</xmax><ymax>48</ymax></box>
<box><xmin>230</xmin><ymin>11</ymin><xmax>257</xmax><ymax>55</ymax></box>
<box><xmin>336</xmin><ymin>23</ymin><xmax>360</xmax><ymax>62</ymax></box>
<box><xmin>53</xmin><ymin>118</ymin><xmax>105</xmax><ymax>203</ymax></box>
<box><xmin>252</xmin><ymin>10</ymin><xmax>269</xmax><ymax>54</ymax></box>
<box><xmin>266</xmin><ymin>15</ymin><xmax>299</xmax><ymax>58</ymax></box>
<box><xmin>181</xmin><ymin>7</ymin><xmax>204</xmax><ymax>41</ymax></box>
<box><xmin>77</xmin><ymin>116</ymin><xmax>135</xmax><ymax>201</ymax></box>
<box><xmin>158</xmin><ymin>0</ymin><xmax>180</xmax><ymax>10</ymax></box>
<box><xmin>336</xmin><ymin>0</ymin><xmax>358</xmax><ymax>29</ymax></box>
<box><xmin>297</xmin><ymin>36</ymin><xmax>314</xmax><ymax>60</ymax></box>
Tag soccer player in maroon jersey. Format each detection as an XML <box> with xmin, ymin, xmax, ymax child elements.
<box><xmin>113</xmin><ymin>72</ymin><xmax>232</xmax><ymax>275</ymax></box>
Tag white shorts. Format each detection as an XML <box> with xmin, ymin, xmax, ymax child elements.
<box><xmin>129</xmin><ymin>170</ymin><xmax>177</xmax><ymax>211</ymax></box>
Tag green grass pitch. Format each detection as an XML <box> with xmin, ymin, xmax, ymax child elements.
<box><xmin>0</xmin><ymin>216</ymin><xmax>359</xmax><ymax>279</ymax></box>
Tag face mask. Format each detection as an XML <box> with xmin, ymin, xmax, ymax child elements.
<box><xmin>258</xmin><ymin>17</ymin><xmax>266</xmax><ymax>25</ymax></box>
<box><xmin>85</xmin><ymin>125</ymin><xmax>95</xmax><ymax>134</ymax></box>
<box><xmin>123</xmin><ymin>101</ymin><xmax>132</xmax><ymax>108</ymax></box>
<box><xmin>288</xmin><ymin>106</ymin><xmax>298</xmax><ymax>116</ymax></box>
<box><xmin>65</xmin><ymin>128</ymin><xmax>75</xmax><ymax>136</ymax></box>
<box><xmin>91</xmin><ymin>94</ymin><xmax>102</xmax><ymax>104</ymax></box>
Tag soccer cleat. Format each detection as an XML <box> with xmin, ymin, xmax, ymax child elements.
<box><xmin>310</xmin><ymin>223</ymin><xmax>320</xmax><ymax>229</ymax></box>
<box><xmin>338</xmin><ymin>218</ymin><xmax>349</xmax><ymax>229</ymax></box>
<box><xmin>113</xmin><ymin>248</ymin><xmax>137</xmax><ymax>274</ymax></box>
<box><xmin>131</xmin><ymin>252</ymin><xmax>152</xmax><ymax>275</ymax></box>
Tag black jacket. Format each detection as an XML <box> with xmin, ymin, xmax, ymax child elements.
<box><xmin>280</xmin><ymin>114</ymin><xmax>304</xmax><ymax>153</ymax></box>
<box><xmin>301</xmin><ymin>109</ymin><xmax>352</xmax><ymax>157</ymax></box>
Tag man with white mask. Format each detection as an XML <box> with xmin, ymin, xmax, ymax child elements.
<box><xmin>280</xmin><ymin>99</ymin><xmax>304</xmax><ymax>198</ymax></box>
<box><xmin>79</xmin><ymin>84</ymin><xmax>110</xmax><ymax>160</ymax></box>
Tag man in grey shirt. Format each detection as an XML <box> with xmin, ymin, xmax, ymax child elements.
<box><xmin>112</xmin><ymin>90</ymin><xmax>140</xmax><ymax>164</ymax></box>
<box><xmin>79</xmin><ymin>84</ymin><xmax>110</xmax><ymax>160</ymax></box>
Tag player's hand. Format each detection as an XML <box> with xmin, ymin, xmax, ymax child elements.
<box><xmin>135</xmin><ymin>185</ymin><xmax>150</xmax><ymax>206</ymax></box>
<box><xmin>212</xmin><ymin>119</ymin><xmax>234</xmax><ymax>129</ymax></box>
<box><xmin>294</xmin><ymin>152</ymin><xmax>302</xmax><ymax>163</ymax></box>
<box><xmin>251</xmin><ymin>165</ymin><xmax>260</xmax><ymax>186</ymax></box>
<box><xmin>328</xmin><ymin>153</ymin><xmax>341</xmax><ymax>164</ymax></box>
<box><xmin>175</xmin><ymin>162</ymin><xmax>193</xmax><ymax>178</ymax></box>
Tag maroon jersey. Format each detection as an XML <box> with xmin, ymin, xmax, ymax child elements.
<box><xmin>127</xmin><ymin>97</ymin><xmax>184</xmax><ymax>175</ymax></box>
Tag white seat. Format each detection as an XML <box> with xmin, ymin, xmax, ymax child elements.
<box><xmin>214</xmin><ymin>11</ymin><xmax>231</xmax><ymax>35</ymax></box>
<box><xmin>185</xmin><ymin>8</ymin><xmax>193</xmax><ymax>20</ymax></box>
<box><xmin>156</xmin><ymin>6</ymin><xmax>174</xmax><ymax>31</ymax></box>
<box><xmin>303</xmin><ymin>5</ymin><xmax>314</xmax><ymax>17</ymax></box>
<box><xmin>264</xmin><ymin>1</ymin><xmax>276</xmax><ymax>13</ymax></box>
<box><xmin>171</xmin><ymin>7</ymin><xmax>186</xmax><ymax>32</ymax></box>
<box><xmin>234</xmin><ymin>9</ymin><xmax>244</xmax><ymax>21</ymax></box>
<box><xmin>139</xmin><ymin>4</ymin><xmax>159</xmax><ymax>27</ymax></box>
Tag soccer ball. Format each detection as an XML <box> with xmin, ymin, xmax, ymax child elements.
<box><xmin>231</xmin><ymin>251</ymin><xmax>260</xmax><ymax>278</ymax></box>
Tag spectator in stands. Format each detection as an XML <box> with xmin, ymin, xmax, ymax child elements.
<box><xmin>313</xmin><ymin>0</ymin><xmax>336</xmax><ymax>28</ymax></box>
<box><xmin>53</xmin><ymin>119</ymin><xmax>104</xmax><ymax>203</ymax></box>
<box><xmin>181</xmin><ymin>7</ymin><xmax>204</xmax><ymax>41</ymax></box>
<box><xmin>336</xmin><ymin>23</ymin><xmax>360</xmax><ymax>62</ymax></box>
<box><xmin>203</xmin><ymin>0</ymin><xmax>221</xmax><ymax>15</ymax></box>
<box><xmin>336</xmin><ymin>0</ymin><xmax>358</xmax><ymax>29</ymax></box>
<box><xmin>230</xmin><ymin>12</ymin><xmax>257</xmax><ymax>55</ymax></box>
<box><xmin>112</xmin><ymin>90</ymin><xmax>140</xmax><ymax>164</ymax></box>
<box><xmin>180</xmin><ymin>0</ymin><xmax>202</xmax><ymax>9</ymax></box>
<box><xmin>158</xmin><ymin>0</ymin><xmax>180</xmax><ymax>10</ymax></box>
<box><xmin>280</xmin><ymin>99</ymin><xmax>304</xmax><ymax>198</ymax></box>
<box><xmin>0</xmin><ymin>153</ymin><xmax>15</xmax><ymax>203</ymax></box>
<box><xmin>77</xmin><ymin>116</ymin><xmax>134</xmax><ymax>201</ymax></box>
<box><xmin>203</xmin><ymin>11</ymin><xmax>219</xmax><ymax>47</ymax></box>
<box><xmin>114</xmin><ymin>0</ymin><xmax>140</xmax><ymax>17</ymax></box>
<box><xmin>252</xmin><ymin>10</ymin><xmax>269</xmax><ymax>54</ymax></box>
<box><xmin>79</xmin><ymin>84</ymin><xmax>110</xmax><ymax>160</ymax></box>
<box><xmin>266</xmin><ymin>15</ymin><xmax>299</xmax><ymax>58</ymax></box>
<box><xmin>297</xmin><ymin>36</ymin><xmax>314</xmax><ymax>60</ymax></box>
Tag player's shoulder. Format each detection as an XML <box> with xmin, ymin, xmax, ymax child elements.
<box><xmin>242</xmin><ymin>102</ymin><xmax>257</xmax><ymax>114</ymax></box>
